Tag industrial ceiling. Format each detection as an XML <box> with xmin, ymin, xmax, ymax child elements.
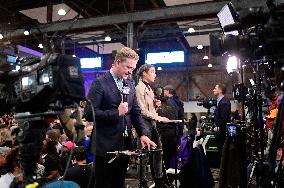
<box><xmin>0</xmin><ymin>0</ymin><xmax>267</xmax><ymax>56</ymax></box>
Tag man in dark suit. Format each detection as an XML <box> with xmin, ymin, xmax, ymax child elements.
<box><xmin>213</xmin><ymin>83</ymin><xmax>231</xmax><ymax>161</ymax></box>
<box><xmin>84</xmin><ymin>47</ymin><xmax>156</xmax><ymax>188</ymax></box>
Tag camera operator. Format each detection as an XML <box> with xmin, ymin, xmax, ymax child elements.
<box><xmin>163</xmin><ymin>85</ymin><xmax>184</xmax><ymax>121</ymax></box>
<box><xmin>212</xmin><ymin>83</ymin><xmax>231</xmax><ymax>162</ymax></box>
<box><xmin>84</xmin><ymin>47</ymin><xmax>156</xmax><ymax>188</ymax></box>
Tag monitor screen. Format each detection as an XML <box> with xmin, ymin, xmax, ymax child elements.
<box><xmin>80</xmin><ymin>57</ymin><xmax>102</xmax><ymax>70</ymax></box>
<box><xmin>145</xmin><ymin>51</ymin><xmax>184</xmax><ymax>65</ymax></box>
<box><xmin>217</xmin><ymin>3</ymin><xmax>239</xmax><ymax>36</ymax></box>
<box><xmin>7</xmin><ymin>55</ymin><xmax>17</xmax><ymax>63</ymax></box>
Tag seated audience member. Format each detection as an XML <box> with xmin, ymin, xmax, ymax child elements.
<box><xmin>61</xmin><ymin>141</ymin><xmax>76</xmax><ymax>170</ymax></box>
<box><xmin>41</xmin><ymin>131</ymin><xmax>62</xmax><ymax>180</ymax></box>
<box><xmin>77</xmin><ymin>124</ymin><xmax>93</xmax><ymax>163</ymax></box>
<box><xmin>65</xmin><ymin>146</ymin><xmax>94</xmax><ymax>187</ymax></box>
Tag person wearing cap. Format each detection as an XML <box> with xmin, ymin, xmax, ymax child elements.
<box><xmin>61</xmin><ymin>141</ymin><xmax>76</xmax><ymax>170</ymax></box>
<box><xmin>163</xmin><ymin>85</ymin><xmax>184</xmax><ymax>120</ymax></box>
<box><xmin>0</xmin><ymin>147</ymin><xmax>11</xmax><ymax>176</ymax></box>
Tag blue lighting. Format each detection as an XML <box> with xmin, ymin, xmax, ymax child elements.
<box><xmin>7</xmin><ymin>55</ymin><xmax>17</xmax><ymax>63</ymax></box>
<box><xmin>145</xmin><ymin>51</ymin><xmax>184</xmax><ymax>64</ymax></box>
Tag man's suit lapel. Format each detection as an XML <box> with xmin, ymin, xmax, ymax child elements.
<box><xmin>104</xmin><ymin>72</ymin><xmax>121</xmax><ymax>99</ymax></box>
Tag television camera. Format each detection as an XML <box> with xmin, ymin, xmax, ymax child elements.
<box><xmin>197</xmin><ymin>97</ymin><xmax>217</xmax><ymax>109</ymax></box>
<box><xmin>0</xmin><ymin>51</ymin><xmax>86</xmax><ymax>186</ymax></box>
<box><xmin>0</xmin><ymin>53</ymin><xmax>85</xmax><ymax>113</ymax></box>
<box><xmin>210</xmin><ymin>0</ymin><xmax>284</xmax><ymax>60</ymax></box>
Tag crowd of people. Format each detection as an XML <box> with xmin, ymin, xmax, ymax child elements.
<box><xmin>0</xmin><ymin>111</ymin><xmax>95</xmax><ymax>187</ymax></box>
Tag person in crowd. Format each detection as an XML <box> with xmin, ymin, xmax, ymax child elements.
<box><xmin>41</xmin><ymin>130</ymin><xmax>62</xmax><ymax>180</ymax></box>
<box><xmin>77</xmin><ymin>124</ymin><xmax>93</xmax><ymax>163</ymax></box>
<box><xmin>0</xmin><ymin>147</ymin><xmax>23</xmax><ymax>188</ymax></box>
<box><xmin>45</xmin><ymin>129</ymin><xmax>63</xmax><ymax>155</ymax></box>
<box><xmin>0</xmin><ymin>147</ymin><xmax>10</xmax><ymax>176</ymax></box>
<box><xmin>0</xmin><ymin>126</ymin><xmax>13</xmax><ymax>148</ymax></box>
<box><xmin>187</xmin><ymin>113</ymin><xmax>198</xmax><ymax>140</ymax></box>
<box><xmin>65</xmin><ymin>146</ymin><xmax>94</xmax><ymax>187</ymax></box>
<box><xmin>264</xmin><ymin>85</ymin><xmax>279</xmax><ymax>155</ymax></box>
<box><xmin>84</xmin><ymin>47</ymin><xmax>156</xmax><ymax>188</ymax></box>
<box><xmin>136</xmin><ymin>64</ymin><xmax>170</xmax><ymax>188</ymax></box>
<box><xmin>61</xmin><ymin>141</ymin><xmax>76</xmax><ymax>170</ymax></box>
<box><xmin>154</xmin><ymin>86</ymin><xmax>180</xmax><ymax>170</ymax></box>
<box><xmin>213</xmin><ymin>83</ymin><xmax>231</xmax><ymax>161</ymax></box>
<box><xmin>163</xmin><ymin>85</ymin><xmax>184</xmax><ymax>120</ymax></box>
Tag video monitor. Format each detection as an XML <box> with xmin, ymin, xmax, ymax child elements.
<box><xmin>145</xmin><ymin>51</ymin><xmax>184</xmax><ymax>65</ymax></box>
<box><xmin>80</xmin><ymin>57</ymin><xmax>102</xmax><ymax>71</ymax></box>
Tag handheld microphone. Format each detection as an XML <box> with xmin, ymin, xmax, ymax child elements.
<box><xmin>121</xmin><ymin>80</ymin><xmax>130</xmax><ymax>102</ymax></box>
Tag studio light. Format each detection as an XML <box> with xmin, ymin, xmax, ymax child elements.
<box><xmin>208</xmin><ymin>63</ymin><xmax>213</xmax><ymax>68</ymax></box>
<box><xmin>72</xmin><ymin>54</ymin><xmax>76</xmax><ymax>57</ymax></box>
<box><xmin>157</xmin><ymin>67</ymin><xmax>162</xmax><ymax>71</ymax></box>
<box><xmin>203</xmin><ymin>55</ymin><xmax>209</xmax><ymax>60</ymax></box>
<box><xmin>197</xmin><ymin>45</ymin><xmax>203</xmax><ymax>50</ymax></box>
<box><xmin>226</xmin><ymin>56</ymin><xmax>239</xmax><ymax>74</ymax></box>
<box><xmin>0</xmin><ymin>34</ymin><xmax>3</xmax><ymax>40</ymax></box>
<box><xmin>188</xmin><ymin>27</ymin><xmax>195</xmax><ymax>33</ymax></box>
<box><xmin>105</xmin><ymin>35</ymin><xmax>111</xmax><ymax>41</ymax></box>
<box><xmin>58</xmin><ymin>8</ymin><xmax>66</xmax><ymax>16</ymax></box>
<box><xmin>38</xmin><ymin>43</ymin><xmax>43</xmax><ymax>49</ymax></box>
<box><xmin>24</xmin><ymin>29</ymin><xmax>30</xmax><ymax>36</ymax></box>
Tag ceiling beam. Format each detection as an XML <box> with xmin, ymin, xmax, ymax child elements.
<box><xmin>6</xmin><ymin>0</ymin><xmax>267</xmax><ymax>38</ymax></box>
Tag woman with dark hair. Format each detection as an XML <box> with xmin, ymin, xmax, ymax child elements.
<box><xmin>135</xmin><ymin>64</ymin><xmax>170</xmax><ymax>188</ymax></box>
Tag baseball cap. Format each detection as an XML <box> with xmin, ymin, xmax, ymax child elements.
<box><xmin>63</xmin><ymin>141</ymin><xmax>76</xmax><ymax>150</ymax></box>
<box><xmin>164</xmin><ymin>85</ymin><xmax>175</xmax><ymax>91</ymax></box>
